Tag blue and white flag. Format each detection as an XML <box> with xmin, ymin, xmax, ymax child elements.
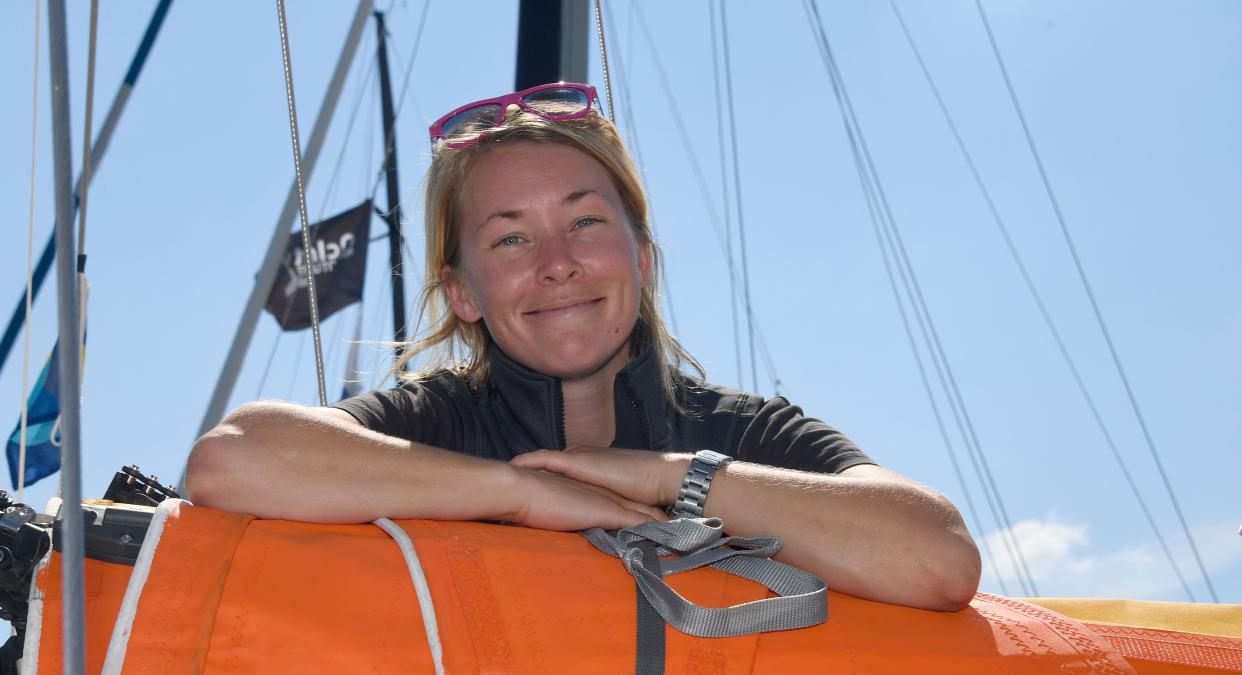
<box><xmin>6</xmin><ymin>340</ymin><xmax>66</xmax><ymax>489</ymax></box>
<box><xmin>6</xmin><ymin>274</ymin><xmax>89</xmax><ymax>490</ymax></box>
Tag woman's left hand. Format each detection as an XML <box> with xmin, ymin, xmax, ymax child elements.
<box><xmin>510</xmin><ymin>446</ymin><xmax>690</xmax><ymax>508</ymax></box>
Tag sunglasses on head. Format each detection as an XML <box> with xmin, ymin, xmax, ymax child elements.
<box><xmin>428</xmin><ymin>82</ymin><xmax>600</xmax><ymax>149</ymax></box>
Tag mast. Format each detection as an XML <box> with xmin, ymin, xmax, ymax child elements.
<box><xmin>515</xmin><ymin>0</ymin><xmax>589</xmax><ymax>89</ymax></box>
<box><xmin>198</xmin><ymin>0</ymin><xmax>373</xmax><ymax>437</ymax></box>
<box><xmin>373</xmin><ymin>10</ymin><xmax>407</xmax><ymax>366</ymax></box>
<box><xmin>0</xmin><ymin>0</ymin><xmax>174</xmax><ymax>379</ymax></box>
<box><xmin>46</xmin><ymin>1</ymin><xmax>86</xmax><ymax>670</ymax></box>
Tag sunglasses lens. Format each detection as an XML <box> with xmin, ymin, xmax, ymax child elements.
<box><xmin>440</xmin><ymin>103</ymin><xmax>504</xmax><ymax>139</ymax></box>
<box><xmin>522</xmin><ymin>87</ymin><xmax>590</xmax><ymax>117</ymax></box>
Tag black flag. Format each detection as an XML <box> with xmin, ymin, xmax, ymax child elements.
<box><xmin>266</xmin><ymin>200</ymin><xmax>372</xmax><ymax>331</ymax></box>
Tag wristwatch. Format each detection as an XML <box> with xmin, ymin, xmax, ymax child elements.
<box><xmin>671</xmin><ymin>450</ymin><xmax>733</xmax><ymax>517</ymax></box>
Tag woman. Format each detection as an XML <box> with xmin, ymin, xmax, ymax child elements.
<box><xmin>186</xmin><ymin>83</ymin><xmax>980</xmax><ymax>612</ymax></box>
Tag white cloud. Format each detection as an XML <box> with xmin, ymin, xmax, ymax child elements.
<box><xmin>986</xmin><ymin>517</ymin><xmax>1087</xmax><ymax>581</ymax></box>
<box><xmin>978</xmin><ymin>515</ymin><xmax>1242</xmax><ymax>601</ymax></box>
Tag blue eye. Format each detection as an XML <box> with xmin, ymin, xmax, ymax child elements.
<box><xmin>497</xmin><ymin>234</ymin><xmax>523</xmax><ymax>247</ymax></box>
<box><xmin>575</xmin><ymin>217</ymin><xmax>599</xmax><ymax>228</ymax></box>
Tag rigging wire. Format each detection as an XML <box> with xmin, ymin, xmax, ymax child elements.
<box><xmin>631</xmin><ymin>6</ymin><xmax>727</xmax><ymax>263</ymax></box>
<box><xmin>751</xmin><ymin>330</ymin><xmax>784</xmax><ymax>398</ymax></box>
<box><xmin>354</xmin><ymin>1</ymin><xmax>432</xmax><ymax>387</ymax></box>
<box><xmin>972</xmin><ymin>0</ymin><xmax>1218</xmax><ymax>603</ymax></box>
<box><xmin>889</xmin><ymin>0</ymin><xmax>1195</xmax><ymax>601</ymax></box>
<box><xmin>275</xmin><ymin>0</ymin><xmax>329</xmax><ymax>407</ymax></box>
<box><xmin>76</xmin><ymin>0</ymin><xmax>100</xmax><ymax>267</ymax></box>
<box><xmin>369</xmin><ymin>0</ymin><xmax>430</xmax><ymax>199</ymax></box>
<box><xmin>368</xmin><ymin>262</ymin><xmax>396</xmax><ymax>384</ymax></box>
<box><xmin>593</xmin><ymin>0</ymin><xmax>616</xmax><ymax>122</ymax></box>
<box><xmin>17</xmin><ymin>0</ymin><xmax>44</xmax><ymax>504</ymax></box>
<box><xmin>825</xmin><ymin>33</ymin><xmax>1023</xmax><ymax>595</ymax></box>
<box><xmin>601</xmin><ymin>0</ymin><xmax>640</xmax><ymax>158</ymax></box>
<box><xmin>389</xmin><ymin>0</ymin><xmax>431</xmax><ymax>128</ymax></box>
<box><xmin>319</xmin><ymin>307</ymin><xmax>349</xmax><ymax>400</ymax></box>
<box><xmin>707</xmin><ymin>0</ymin><xmax>744</xmax><ymax>389</ymax></box>
<box><xmin>363</xmin><ymin>82</ymin><xmax>376</xmax><ymax>199</ymax></box>
<box><xmin>321</xmin><ymin>51</ymin><xmax>379</xmax><ymax>218</ymax></box>
<box><xmin>801</xmin><ymin>0</ymin><xmax>1040</xmax><ymax>596</ymax></box>
<box><xmin>254</xmin><ymin>327</ymin><xmax>284</xmax><ymax>399</ymax></box>
<box><xmin>254</xmin><ymin>38</ymin><xmax>379</xmax><ymax>399</ymax></box>
<box><xmin>375</xmin><ymin>0</ymin><xmax>430</xmax><ymax>368</ymax></box>
<box><xmin>254</xmin><ymin>287</ymin><xmax>306</xmax><ymax>400</ymax></box>
<box><xmin>717</xmin><ymin>2</ymin><xmax>760</xmax><ymax>394</ymax></box>
<box><xmin>631</xmin><ymin>2</ymin><xmax>782</xmax><ymax>394</ymax></box>
<box><xmin>850</xmin><ymin>136</ymin><xmax>1012</xmax><ymax>595</ymax></box>
<box><xmin>0</xmin><ymin>0</ymin><xmax>174</xmax><ymax>382</ymax></box>
<box><xmin>598</xmin><ymin>1</ymin><xmax>681</xmax><ymax>338</ymax></box>
<box><xmin>315</xmin><ymin>43</ymin><xmax>379</xmax><ymax>390</ymax></box>
<box><xmin>66</xmin><ymin>0</ymin><xmax>101</xmax><ymax>503</ymax></box>
<box><xmin>813</xmin><ymin>0</ymin><xmax>1040</xmax><ymax>596</ymax></box>
<box><xmin>285</xmin><ymin>328</ymin><xmax>309</xmax><ymax>400</ymax></box>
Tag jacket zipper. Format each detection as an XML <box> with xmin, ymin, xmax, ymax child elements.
<box><xmin>553</xmin><ymin>379</ymin><xmax>567</xmax><ymax>450</ymax></box>
<box><xmin>621</xmin><ymin>375</ymin><xmax>651</xmax><ymax>448</ymax></box>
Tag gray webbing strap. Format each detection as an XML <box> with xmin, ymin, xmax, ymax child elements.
<box><xmin>632</xmin><ymin>540</ymin><xmax>665</xmax><ymax>675</ymax></box>
<box><xmin>582</xmin><ymin>517</ymin><xmax>828</xmax><ymax>639</ymax></box>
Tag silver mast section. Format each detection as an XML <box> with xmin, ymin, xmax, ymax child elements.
<box><xmin>197</xmin><ymin>0</ymin><xmax>373</xmax><ymax>437</ymax></box>
<box><xmin>47</xmin><ymin>0</ymin><xmax>86</xmax><ymax>671</ymax></box>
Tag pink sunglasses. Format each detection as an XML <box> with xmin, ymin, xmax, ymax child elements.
<box><xmin>428</xmin><ymin>82</ymin><xmax>600</xmax><ymax>149</ymax></box>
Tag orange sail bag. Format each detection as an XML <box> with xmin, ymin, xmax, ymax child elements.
<box><xmin>27</xmin><ymin>500</ymin><xmax>1242</xmax><ymax>674</ymax></box>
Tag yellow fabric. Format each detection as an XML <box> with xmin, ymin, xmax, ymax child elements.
<box><xmin>1030</xmin><ymin>597</ymin><xmax>1242</xmax><ymax>639</ymax></box>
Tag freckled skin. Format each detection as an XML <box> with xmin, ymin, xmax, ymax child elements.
<box><xmin>443</xmin><ymin>143</ymin><xmax>651</xmax><ymax>383</ymax></box>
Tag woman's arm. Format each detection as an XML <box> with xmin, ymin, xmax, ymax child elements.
<box><xmin>184</xmin><ymin>400</ymin><xmax>664</xmax><ymax>528</ymax></box>
<box><xmin>510</xmin><ymin>448</ymin><xmax>981</xmax><ymax>612</ymax></box>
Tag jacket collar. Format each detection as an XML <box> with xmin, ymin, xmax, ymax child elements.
<box><xmin>486</xmin><ymin>343</ymin><xmax>673</xmax><ymax>451</ymax></box>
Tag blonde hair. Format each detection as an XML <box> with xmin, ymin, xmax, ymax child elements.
<box><xmin>396</xmin><ymin>108</ymin><xmax>704</xmax><ymax>405</ymax></box>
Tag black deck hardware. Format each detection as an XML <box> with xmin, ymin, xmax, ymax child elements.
<box><xmin>102</xmin><ymin>464</ymin><xmax>180</xmax><ymax>507</ymax></box>
<box><xmin>0</xmin><ymin>491</ymin><xmax>53</xmax><ymax>633</ymax></box>
<box><xmin>0</xmin><ymin>464</ymin><xmax>168</xmax><ymax>670</ymax></box>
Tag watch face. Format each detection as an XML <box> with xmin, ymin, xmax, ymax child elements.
<box><xmin>696</xmin><ymin>450</ymin><xmax>731</xmax><ymax>466</ymax></box>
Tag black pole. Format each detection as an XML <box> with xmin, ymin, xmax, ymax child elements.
<box><xmin>374</xmin><ymin>10</ymin><xmax>407</xmax><ymax>366</ymax></box>
<box><xmin>515</xmin><ymin>0</ymin><xmax>564</xmax><ymax>89</ymax></box>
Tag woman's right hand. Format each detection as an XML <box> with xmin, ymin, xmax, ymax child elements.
<box><xmin>505</xmin><ymin>466</ymin><xmax>667</xmax><ymax>531</ymax></box>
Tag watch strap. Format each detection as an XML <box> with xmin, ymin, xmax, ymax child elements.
<box><xmin>672</xmin><ymin>450</ymin><xmax>731</xmax><ymax>517</ymax></box>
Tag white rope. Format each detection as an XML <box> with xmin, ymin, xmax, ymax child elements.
<box><xmin>17</xmin><ymin>537</ymin><xmax>52</xmax><ymax>675</ymax></box>
<box><xmin>101</xmin><ymin>498</ymin><xmax>183</xmax><ymax>675</ymax></box>
<box><xmin>373</xmin><ymin>518</ymin><xmax>444</xmax><ymax>675</ymax></box>
<box><xmin>18</xmin><ymin>0</ymin><xmax>44</xmax><ymax>505</ymax></box>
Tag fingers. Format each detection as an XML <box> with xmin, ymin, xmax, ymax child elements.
<box><xmin>615</xmin><ymin>496</ymin><xmax>666</xmax><ymax>523</ymax></box>
<box><xmin>562</xmin><ymin>479</ymin><xmax>666</xmax><ymax>521</ymax></box>
<box><xmin>512</xmin><ymin>467</ymin><xmax>666</xmax><ymax>531</ymax></box>
<box><xmin>595</xmin><ymin>501</ymin><xmax>667</xmax><ymax>529</ymax></box>
<box><xmin>511</xmin><ymin>450</ymin><xmax>608</xmax><ymax>488</ymax></box>
<box><xmin>634</xmin><ymin>503</ymin><xmax>669</xmax><ymax>523</ymax></box>
<box><xmin>513</xmin><ymin>447</ymin><xmax>638</xmax><ymax>479</ymax></box>
<box><xmin>510</xmin><ymin>449</ymin><xmax>562</xmax><ymax>471</ymax></box>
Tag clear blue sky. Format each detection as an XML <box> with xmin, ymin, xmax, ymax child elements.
<box><xmin>1</xmin><ymin>1</ymin><xmax>1238</xmax><ymax>603</ymax></box>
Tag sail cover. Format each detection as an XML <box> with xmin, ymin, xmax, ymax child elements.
<box><xmin>265</xmin><ymin>200</ymin><xmax>372</xmax><ymax>331</ymax></box>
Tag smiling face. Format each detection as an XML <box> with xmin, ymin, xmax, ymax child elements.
<box><xmin>443</xmin><ymin>142</ymin><xmax>651</xmax><ymax>382</ymax></box>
